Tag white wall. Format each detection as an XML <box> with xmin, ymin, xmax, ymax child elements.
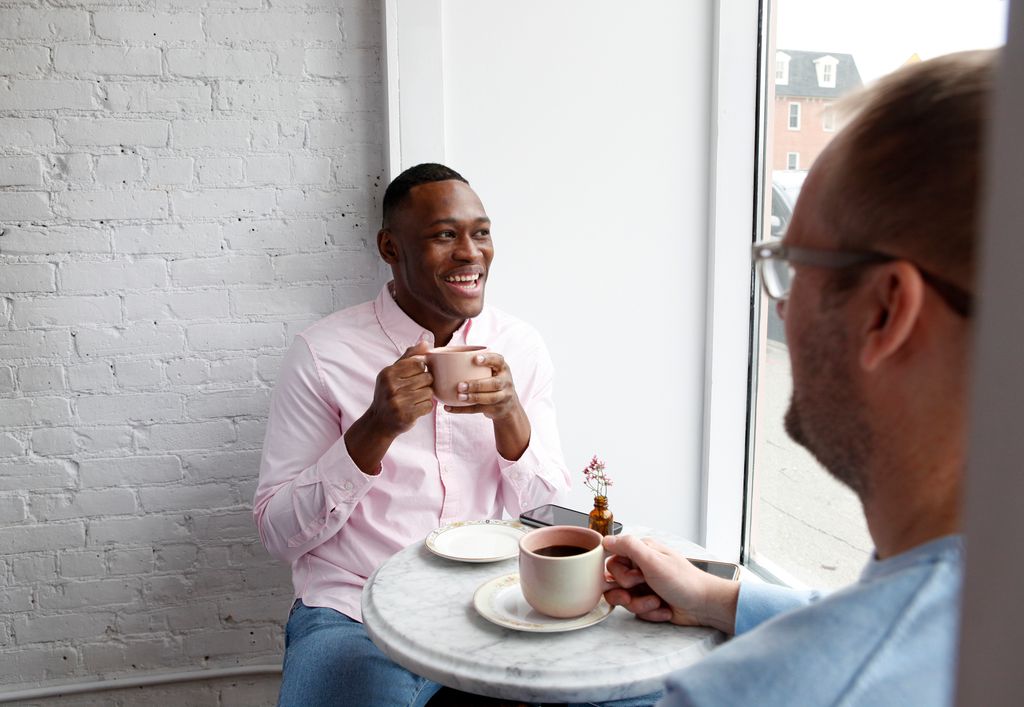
<box><xmin>0</xmin><ymin>1</ymin><xmax>384</xmax><ymax>700</ymax></box>
<box><xmin>392</xmin><ymin>0</ymin><xmax>714</xmax><ymax>539</ymax></box>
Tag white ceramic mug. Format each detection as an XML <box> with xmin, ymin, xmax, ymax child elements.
<box><xmin>424</xmin><ymin>345</ymin><xmax>492</xmax><ymax>407</ymax></box>
<box><xmin>518</xmin><ymin>525</ymin><xmax>606</xmax><ymax>618</ymax></box>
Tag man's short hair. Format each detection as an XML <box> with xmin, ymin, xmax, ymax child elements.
<box><xmin>819</xmin><ymin>49</ymin><xmax>996</xmax><ymax>291</ymax></box>
<box><xmin>381</xmin><ymin>163</ymin><xmax>468</xmax><ymax>227</ymax></box>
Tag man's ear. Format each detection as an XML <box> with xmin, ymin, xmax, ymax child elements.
<box><xmin>859</xmin><ymin>261</ymin><xmax>925</xmax><ymax>371</ymax></box>
<box><xmin>378</xmin><ymin>228</ymin><xmax>399</xmax><ymax>265</ymax></box>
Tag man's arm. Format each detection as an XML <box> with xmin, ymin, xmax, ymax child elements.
<box><xmin>343</xmin><ymin>340</ymin><xmax>434</xmax><ymax>474</ymax></box>
<box><xmin>253</xmin><ymin>337</ymin><xmax>369</xmax><ymax>564</ymax></box>
<box><xmin>252</xmin><ymin>338</ymin><xmax>434</xmax><ymax>563</ymax></box>
<box><xmin>446</xmin><ymin>349</ymin><xmax>531</xmax><ymax>460</ymax></box>
<box><xmin>445</xmin><ymin>335</ymin><xmax>571</xmax><ymax>515</ymax></box>
<box><xmin>733</xmin><ymin>581</ymin><xmax>821</xmax><ymax>634</ymax></box>
<box><xmin>602</xmin><ymin>534</ymin><xmax>822</xmax><ymax>635</ymax></box>
<box><xmin>603</xmin><ymin>535</ymin><xmax>742</xmax><ymax>633</ymax></box>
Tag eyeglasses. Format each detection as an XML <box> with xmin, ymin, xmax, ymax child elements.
<box><xmin>751</xmin><ymin>239</ymin><xmax>972</xmax><ymax>318</ymax></box>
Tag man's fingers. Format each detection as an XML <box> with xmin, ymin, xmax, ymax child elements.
<box><xmin>442</xmin><ymin>403</ymin><xmax>484</xmax><ymax>415</ymax></box>
<box><xmin>605</xmin><ymin>556</ymin><xmax>646</xmax><ymax>587</ymax></box>
<box><xmin>603</xmin><ymin>534</ymin><xmax>665</xmax><ymax>567</ymax></box>
<box><xmin>639</xmin><ymin>537</ymin><xmax>678</xmax><ymax>555</ymax></box>
<box><xmin>605</xmin><ymin>554</ymin><xmax>634</xmax><ymax>573</ymax></box>
<box><xmin>635</xmin><ymin>607</ymin><xmax>674</xmax><ymax>623</ymax></box>
<box><xmin>450</xmin><ymin>390</ymin><xmax>505</xmax><ymax>408</ymax></box>
<box><xmin>603</xmin><ymin>587</ymin><xmax>633</xmax><ymax>607</ymax></box>
<box><xmin>388</xmin><ymin>392</ymin><xmax>434</xmax><ymax>423</ymax></box>
<box><xmin>393</xmin><ymin>355</ymin><xmax>431</xmax><ymax>381</ymax></box>
<box><xmin>459</xmin><ymin>375</ymin><xmax>506</xmax><ymax>396</ymax></box>
<box><xmin>399</xmin><ymin>340</ymin><xmax>432</xmax><ymax>359</ymax></box>
<box><xmin>409</xmin><ymin>398</ymin><xmax>434</xmax><ymax>418</ymax></box>
<box><xmin>632</xmin><ymin>594</ymin><xmax>668</xmax><ymax>616</ymax></box>
<box><xmin>471</xmin><ymin>352</ymin><xmax>508</xmax><ymax>374</ymax></box>
<box><xmin>384</xmin><ymin>375</ymin><xmax>432</xmax><ymax>399</ymax></box>
<box><xmin>604</xmin><ymin>588</ymin><xmax>670</xmax><ymax>620</ymax></box>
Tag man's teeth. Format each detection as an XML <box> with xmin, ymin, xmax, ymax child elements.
<box><xmin>445</xmin><ymin>274</ymin><xmax>479</xmax><ymax>283</ymax></box>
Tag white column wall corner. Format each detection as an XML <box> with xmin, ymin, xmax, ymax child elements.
<box><xmin>385</xmin><ymin>0</ymin><xmax>722</xmax><ymax>540</ymax></box>
<box><xmin>698</xmin><ymin>0</ymin><xmax>762</xmax><ymax>560</ymax></box>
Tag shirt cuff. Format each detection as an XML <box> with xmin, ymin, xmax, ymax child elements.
<box><xmin>321</xmin><ymin>434</ymin><xmax>377</xmax><ymax>509</ymax></box>
<box><xmin>497</xmin><ymin>443</ymin><xmax>559</xmax><ymax>495</ymax></box>
<box><xmin>735</xmin><ymin>581</ymin><xmax>820</xmax><ymax>635</ymax></box>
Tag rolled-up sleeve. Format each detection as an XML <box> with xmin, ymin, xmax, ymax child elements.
<box><xmin>497</xmin><ymin>337</ymin><xmax>571</xmax><ymax>515</ymax></box>
<box><xmin>252</xmin><ymin>336</ymin><xmax>375</xmax><ymax>564</ymax></box>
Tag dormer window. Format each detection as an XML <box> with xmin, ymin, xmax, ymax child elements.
<box><xmin>814</xmin><ymin>55</ymin><xmax>839</xmax><ymax>88</ymax></box>
<box><xmin>776</xmin><ymin>51</ymin><xmax>791</xmax><ymax>86</ymax></box>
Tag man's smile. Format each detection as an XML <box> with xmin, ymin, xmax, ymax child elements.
<box><xmin>442</xmin><ymin>270</ymin><xmax>484</xmax><ymax>295</ymax></box>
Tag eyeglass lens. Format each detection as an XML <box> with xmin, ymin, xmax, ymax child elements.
<box><xmin>762</xmin><ymin>257</ymin><xmax>794</xmax><ymax>300</ymax></box>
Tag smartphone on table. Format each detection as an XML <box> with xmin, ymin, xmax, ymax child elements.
<box><xmin>519</xmin><ymin>505</ymin><xmax>739</xmax><ymax>579</ymax></box>
<box><xmin>686</xmin><ymin>558</ymin><xmax>740</xmax><ymax>581</ymax></box>
<box><xmin>519</xmin><ymin>503</ymin><xmax>624</xmax><ymax>535</ymax></box>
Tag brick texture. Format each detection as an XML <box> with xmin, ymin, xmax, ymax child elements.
<box><xmin>0</xmin><ymin>0</ymin><xmax>384</xmax><ymax>699</ymax></box>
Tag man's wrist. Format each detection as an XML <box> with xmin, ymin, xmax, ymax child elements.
<box><xmin>491</xmin><ymin>400</ymin><xmax>530</xmax><ymax>461</ymax></box>
<box><xmin>345</xmin><ymin>410</ymin><xmax>399</xmax><ymax>476</ymax></box>
<box><xmin>491</xmin><ymin>398</ymin><xmax>526</xmax><ymax>427</ymax></box>
<box><xmin>701</xmin><ymin>577</ymin><xmax>741</xmax><ymax>635</ymax></box>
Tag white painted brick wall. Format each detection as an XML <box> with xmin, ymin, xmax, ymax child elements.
<box><xmin>1</xmin><ymin>0</ymin><xmax>384</xmax><ymax>701</ymax></box>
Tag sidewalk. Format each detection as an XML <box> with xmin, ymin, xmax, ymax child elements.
<box><xmin>751</xmin><ymin>341</ymin><xmax>873</xmax><ymax>588</ymax></box>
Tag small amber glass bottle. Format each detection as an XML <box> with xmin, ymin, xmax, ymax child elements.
<box><xmin>588</xmin><ymin>495</ymin><xmax>614</xmax><ymax>536</ymax></box>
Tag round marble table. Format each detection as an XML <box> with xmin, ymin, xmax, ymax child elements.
<box><xmin>361</xmin><ymin>527</ymin><xmax>725</xmax><ymax>703</ymax></box>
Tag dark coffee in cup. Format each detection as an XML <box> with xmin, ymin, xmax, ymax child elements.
<box><xmin>534</xmin><ymin>544</ymin><xmax>587</xmax><ymax>557</ymax></box>
<box><xmin>519</xmin><ymin>526</ymin><xmax>605</xmax><ymax>618</ymax></box>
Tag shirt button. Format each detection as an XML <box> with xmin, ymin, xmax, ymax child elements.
<box><xmin>343</xmin><ymin>481</ymin><xmax>354</xmax><ymax>491</ymax></box>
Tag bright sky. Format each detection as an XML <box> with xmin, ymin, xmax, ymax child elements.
<box><xmin>775</xmin><ymin>0</ymin><xmax>1009</xmax><ymax>82</ymax></box>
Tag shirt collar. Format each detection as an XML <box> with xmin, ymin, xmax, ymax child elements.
<box><xmin>373</xmin><ymin>282</ymin><xmax>476</xmax><ymax>354</ymax></box>
<box><xmin>861</xmin><ymin>534</ymin><xmax>964</xmax><ymax>583</ymax></box>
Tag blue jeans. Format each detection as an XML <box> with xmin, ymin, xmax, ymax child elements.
<box><xmin>277</xmin><ymin>600</ymin><xmax>662</xmax><ymax>707</ymax></box>
<box><xmin>278</xmin><ymin>601</ymin><xmax>442</xmax><ymax>707</ymax></box>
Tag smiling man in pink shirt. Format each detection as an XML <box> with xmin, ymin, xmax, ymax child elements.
<box><xmin>254</xmin><ymin>163</ymin><xmax>571</xmax><ymax>706</ymax></box>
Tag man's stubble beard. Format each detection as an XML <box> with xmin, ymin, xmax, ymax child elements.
<box><xmin>784</xmin><ymin>307</ymin><xmax>874</xmax><ymax>499</ymax></box>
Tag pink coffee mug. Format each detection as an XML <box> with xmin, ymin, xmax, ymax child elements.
<box><xmin>424</xmin><ymin>345</ymin><xmax>492</xmax><ymax>407</ymax></box>
<box><xmin>518</xmin><ymin>525</ymin><xmax>606</xmax><ymax>618</ymax></box>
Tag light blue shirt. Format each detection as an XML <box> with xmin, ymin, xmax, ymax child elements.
<box><xmin>659</xmin><ymin>535</ymin><xmax>964</xmax><ymax>707</ymax></box>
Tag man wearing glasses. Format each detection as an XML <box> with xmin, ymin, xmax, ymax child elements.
<box><xmin>602</xmin><ymin>50</ymin><xmax>989</xmax><ymax>706</ymax></box>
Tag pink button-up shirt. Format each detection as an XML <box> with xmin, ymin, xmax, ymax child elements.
<box><xmin>253</xmin><ymin>285</ymin><xmax>570</xmax><ymax>621</ymax></box>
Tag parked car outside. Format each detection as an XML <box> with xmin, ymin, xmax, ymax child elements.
<box><xmin>766</xmin><ymin>170</ymin><xmax>807</xmax><ymax>341</ymax></box>
<box><xmin>769</xmin><ymin>169</ymin><xmax>807</xmax><ymax>239</ymax></box>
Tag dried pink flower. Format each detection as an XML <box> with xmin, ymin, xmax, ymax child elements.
<box><xmin>581</xmin><ymin>455</ymin><xmax>612</xmax><ymax>498</ymax></box>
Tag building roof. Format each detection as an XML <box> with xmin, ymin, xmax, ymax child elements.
<box><xmin>776</xmin><ymin>49</ymin><xmax>863</xmax><ymax>98</ymax></box>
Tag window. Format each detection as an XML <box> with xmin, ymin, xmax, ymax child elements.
<box><xmin>747</xmin><ymin>0</ymin><xmax>1007</xmax><ymax>588</ymax></box>
<box><xmin>814</xmin><ymin>55</ymin><xmax>839</xmax><ymax>88</ymax></box>
<box><xmin>776</xmin><ymin>51</ymin><xmax>790</xmax><ymax>84</ymax></box>
<box><xmin>822</xmin><ymin>106</ymin><xmax>836</xmax><ymax>132</ymax></box>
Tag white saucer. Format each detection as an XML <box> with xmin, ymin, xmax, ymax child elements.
<box><xmin>473</xmin><ymin>573</ymin><xmax>614</xmax><ymax>633</ymax></box>
<box><xmin>425</xmin><ymin>520</ymin><xmax>528</xmax><ymax>563</ymax></box>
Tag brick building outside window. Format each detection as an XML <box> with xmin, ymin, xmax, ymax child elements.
<box><xmin>772</xmin><ymin>49</ymin><xmax>863</xmax><ymax>171</ymax></box>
